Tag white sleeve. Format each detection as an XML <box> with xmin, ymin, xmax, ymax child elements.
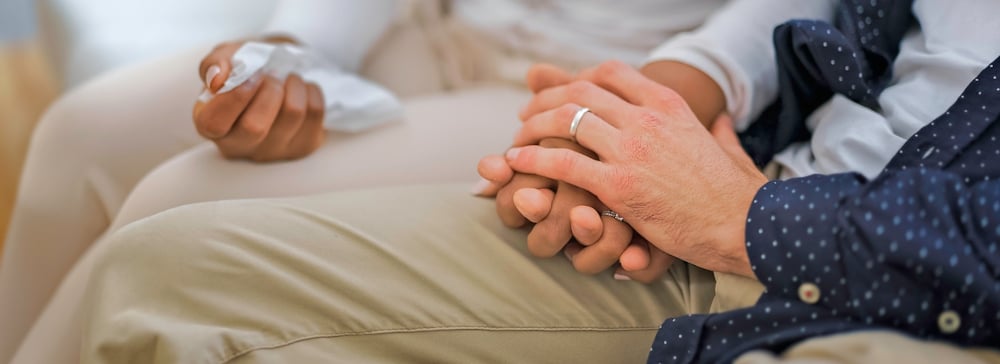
<box><xmin>645</xmin><ymin>0</ymin><xmax>836</xmax><ymax>130</ymax></box>
<box><xmin>263</xmin><ymin>0</ymin><xmax>401</xmax><ymax>72</ymax></box>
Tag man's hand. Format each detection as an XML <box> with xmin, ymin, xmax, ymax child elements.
<box><xmin>505</xmin><ymin>61</ymin><xmax>767</xmax><ymax>278</ymax></box>
<box><xmin>192</xmin><ymin>39</ymin><xmax>326</xmax><ymax>162</ymax></box>
<box><xmin>477</xmin><ymin>64</ymin><xmax>666</xmax><ymax>280</ymax></box>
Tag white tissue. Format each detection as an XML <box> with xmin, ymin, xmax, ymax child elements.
<box><xmin>199</xmin><ymin>42</ymin><xmax>403</xmax><ymax>133</ymax></box>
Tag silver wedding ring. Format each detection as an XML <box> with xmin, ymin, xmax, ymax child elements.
<box><xmin>569</xmin><ymin>107</ymin><xmax>590</xmax><ymax>143</ymax></box>
<box><xmin>601</xmin><ymin>210</ymin><xmax>625</xmax><ymax>222</ymax></box>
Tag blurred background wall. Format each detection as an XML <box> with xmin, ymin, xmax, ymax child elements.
<box><xmin>0</xmin><ymin>0</ymin><xmax>282</xmax><ymax>255</ymax></box>
<box><xmin>1</xmin><ymin>0</ymin><xmax>58</xmax><ymax>252</ymax></box>
<box><xmin>0</xmin><ymin>0</ymin><xmax>36</xmax><ymax>42</ymax></box>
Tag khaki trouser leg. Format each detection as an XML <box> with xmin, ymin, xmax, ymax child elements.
<box><xmin>84</xmin><ymin>185</ymin><xmax>722</xmax><ymax>363</ymax></box>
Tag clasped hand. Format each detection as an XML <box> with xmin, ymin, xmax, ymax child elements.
<box><xmin>480</xmin><ymin>61</ymin><xmax>768</xmax><ymax>281</ymax></box>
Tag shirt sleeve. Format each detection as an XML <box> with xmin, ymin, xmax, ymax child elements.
<box><xmin>644</xmin><ymin>0</ymin><xmax>836</xmax><ymax>130</ymax></box>
<box><xmin>262</xmin><ymin>0</ymin><xmax>401</xmax><ymax>72</ymax></box>
<box><xmin>647</xmin><ymin>169</ymin><xmax>999</xmax><ymax>363</ymax></box>
<box><xmin>746</xmin><ymin>169</ymin><xmax>1000</xmax><ymax>345</ymax></box>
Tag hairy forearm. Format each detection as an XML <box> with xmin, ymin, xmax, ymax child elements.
<box><xmin>640</xmin><ymin>60</ymin><xmax>726</xmax><ymax>128</ymax></box>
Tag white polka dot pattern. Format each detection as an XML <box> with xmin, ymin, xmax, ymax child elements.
<box><xmin>647</xmin><ymin>2</ymin><xmax>1000</xmax><ymax>362</ymax></box>
<box><xmin>737</xmin><ymin>0</ymin><xmax>914</xmax><ymax>167</ymax></box>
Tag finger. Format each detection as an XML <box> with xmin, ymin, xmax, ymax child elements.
<box><xmin>709</xmin><ymin>114</ymin><xmax>747</xmax><ymax>157</ymax></box>
<box><xmin>505</xmin><ymin>146</ymin><xmax>609</xmax><ymax>198</ymax></box>
<box><xmin>193</xmin><ymin>75</ymin><xmax>264</xmax><ymax>139</ymax></box>
<box><xmin>513</xmin><ymin>188</ymin><xmax>554</xmax><ymax>223</ymax></box>
<box><xmin>569</xmin><ymin>205</ymin><xmax>603</xmax><ymax>246</ymax></box>
<box><xmin>199</xmin><ymin>42</ymin><xmax>240</xmax><ymax>92</ymax></box>
<box><xmin>471</xmin><ymin>178</ymin><xmax>503</xmax><ymax>197</ymax></box>
<box><xmin>563</xmin><ymin>241</ymin><xmax>584</xmax><ymax>262</ymax></box>
<box><xmin>577</xmin><ymin>60</ymin><xmax>687</xmax><ymax>112</ymax></box>
<box><xmin>570</xmin><ymin>211</ymin><xmax>633</xmax><ymax>274</ymax></box>
<box><xmin>474</xmin><ymin>155</ymin><xmax>514</xmax><ymax>197</ymax></box>
<box><xmin>286</xmin><ymin>82</ymin><xmax>326</xmax><ymax>158</ymax></box>
<box><xmin>524</xmin><ymin>63</ymin><xmax>575</xmax><ymax>97</ymax></box>
<box><xmin>495</xmin><ymin>173</ymin><xmax>554</xmax><ymax>228</ymax></box>
<box><xmin>519</xmin><ymin>80</ymin><xmax>641</xmax><ymax>128</ymax></box>
<box><xmin>215</xmin><ymin>76</ymin><xmax>284</xmax><ymax>157</ymax></box>
<box><xmin>513</xmin><ymin>104</ymin><xmax>621</xmax><ymax>156</ymax></box>
<box><xmin>526</xmin><ymin>181</ymin><xmax>597</xmax><ymax>258</ymax></box>
<box><xmin>619</xmin><ymin>240</ymin><xmax>651</xmax><ymax>272</ymax></box>
<box><xmin>616</xmin><ymin>244</ymin><xmax>676</xmax><ymax>284</ymax></box>
<box><xmin>477</xmin><ymin>155</ymin><xmax>515</xmax><ymax>185</ymax></box>
<box><xmin>252</xmin><ymin>74</ymin><xmax>308</xmax><ymax>161</ymax></box>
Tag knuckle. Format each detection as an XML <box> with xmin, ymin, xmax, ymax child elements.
<box><xmin>203</xmin><ymin>125</ymin><xmax>228</xmax><ymax>138</ymax></box>
<box><xmin>196</xmin><ymin>118</ymin><xmax>228</xmax><ymax>138</ymax></box>
<box><xmin>566</xmin><ymin>81</ymin><xmax>594</xmax><ymax>100</ymax></box>
<box><xmin>307</xmin><ymin>102</ymin><xmax>325</xmax><ymax>118</ymax></box>
<box><xmin>239</xmin><ymin>120</ymin><xmax>269</xmax><ymax>140</ymax></box>
<box><xmin>637</xmin><ymin>110</ymin><xmax>665</xmax><ymax>129</ymax></box>
<box><xmin>595</xmin><ymin>60</ymin><xmax>628</xmax><ymax>79</ymax></box>
<box><xmin>281</xmin><ymin>102</ymin><xmax>307</xmax><ymax>121</ymax></box>
<box><xmin>652</xmin><ymin>87</ymin><xmax>686</xmax><ymax>110</ymax></box>
<box><xmin>554</xmin><ymin>152</ymin><xmax>578</xmax><ymax>177</ymax></box>
<box><xmin>556</xmin><ymin>104</ymin><xmax>580</xmax><ymax>123</ymax></box>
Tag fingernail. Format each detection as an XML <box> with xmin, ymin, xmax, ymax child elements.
<box><xmin>563</xmin><ymin>249</ymin><xmax>576</xmax><ymax>261</ymax></box>
<box><xmin>470</xmin><ymin>179</ymin><xmax>491</xmax><ymax>195</ymax></box>
<box><xmin>505</xmin><ymin>147</ymin><xmax>521</xmax><ymax>161</ymax></box>
<box><xmin>205</xmin><ymin>65</ymin><xmax>221</xmax><ymax>90</ymax></box>
<box><xmin>614</xmin><ymin>272</ymin><xmax>632</xmax><ymax>281</ymax></box>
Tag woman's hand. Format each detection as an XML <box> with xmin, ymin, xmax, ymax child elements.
<box><xmin>192</xmin><ymin>38</ymin><xmax>326</xmax><ymax>162</ymax></box>
<box><xmin>476</xmin><ymin>64</ymin><xmax>660</xmax><ymax>279</ymax></box>
<box><xmin>504</xmin><ymin>61</ymin><xmax>767</xmax><ymax>278</ymax></box>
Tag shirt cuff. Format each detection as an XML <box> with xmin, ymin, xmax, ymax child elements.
<box><xmin>744</xmin><ymin>174</ymin><xmax>863</xmax><ymax>310</ymax></box>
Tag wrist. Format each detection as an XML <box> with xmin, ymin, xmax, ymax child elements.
<box><xmin>716</xmin><ymin>175</ymin><xmax>767</xmax><ymax>279</ymax></box>
<box><xmin>640</xmin><ymin>60</ymin><xmax>726</xmax><ymax>128</ymax></box>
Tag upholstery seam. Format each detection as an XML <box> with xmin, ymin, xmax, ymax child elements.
<box><xmin>220</xmin><ymin>325</ymin><xmax>659</xmax><ymax>363</ymax></box>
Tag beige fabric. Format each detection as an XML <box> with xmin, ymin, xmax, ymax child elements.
<box><xmin>710</xmin><ymin>272</ymin><xmax>765</xmax><ymax>313</ymax></box>
<box><xmin>84</xmin><ymin>184</ymin><xmax>719</xmax><ymax>363</ymax></box>
<box><xmin>736</xmin><ymin>331</ymin><xmax>1000</xmax><ymax>364</ymax></box>
<box><xmin>0</xmin><ymin>46</ymin><xmax>206</xmax><ymax>363</ymax></box>
<box><xmin>3</xmin><ymin>11</ymin><xmax>540</xmax><ymax>364</ymax></box>
<box><xmin>83</xmin><ymin>185</ymin><xmax>1000</xmax><ymax>363</ymax></box>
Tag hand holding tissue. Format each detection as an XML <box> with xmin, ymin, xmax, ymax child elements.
<box><xmin>199</xmin><ymin>42</ymin><xmax>403</xmax><ymax>133</ymax></box>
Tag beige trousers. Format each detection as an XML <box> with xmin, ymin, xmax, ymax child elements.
<box><xmin>83</xmin><ymin>184</ymin><xmax>724</xmax><ymax>363</ymax></box>
<box><xmin>0</xmin><ymin>9</ymin><xmax>556</xmax><ymax>363</ymax></box>
<box><xmin>82</xmin><ymin>185</ymin><xmax>1000</xmax><ymax>364</ymax></box>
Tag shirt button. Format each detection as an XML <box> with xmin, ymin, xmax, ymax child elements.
<box><xmin>798</xmin><ymin>283</ymin><xmax>821</xmax><ymax>304</ymax></box>
<box><xmin>937</xmin><ymin>310</ymin><xmax>961</xmax><ymax>334</ymax></box>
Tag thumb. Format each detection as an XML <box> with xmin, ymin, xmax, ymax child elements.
<box><xmin>200</xmin><ymin>42</ymin><xmax>242</xmax><ymax>92</ymax></box>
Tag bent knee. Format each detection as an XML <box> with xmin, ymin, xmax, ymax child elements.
<box><xmin>94</xmin><ymin>201</ymin><xmax>240</xmax><ymax>280</ymax></box>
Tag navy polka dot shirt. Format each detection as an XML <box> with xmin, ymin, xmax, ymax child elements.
<box><xmin>649</xmin><ymin>1</ymin><xmax>1000</xmax><ymax>363</ymax></box>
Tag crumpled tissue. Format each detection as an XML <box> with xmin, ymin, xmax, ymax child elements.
<box><xmin>199</xmin><ymin>42</ymin><xmax>403</xmax><ymax>132</ymax></box>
